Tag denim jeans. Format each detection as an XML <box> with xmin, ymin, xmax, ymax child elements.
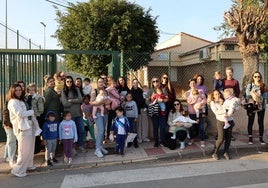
<box><xmin>4</xmin><ymin>127</ymin><xmax>17</xmax><ymax>162</ymax></box>
<box><xmin>189</xmin><ymin>114</ymin><xmax>205</xmax><ymax>141</ymax></box>
<box><xmin>72</xmin><ymin>116</ymin><xmax>85</xmax><ymax>147</ymax></box>
<box><xmin>151</xmin><ymin>115</ymin><xmax>167</xmax><ymax>145</ymax></box>
<box><xmin>94</xmin><ymin>113</ymin><xmax>108</xmax><ymax>149</ymax></box>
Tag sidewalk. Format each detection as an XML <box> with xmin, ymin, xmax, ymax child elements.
<box><xmin>0</xmin><ymin>131</ymin><xmax>267</xmax><ymax>174</ymax></box>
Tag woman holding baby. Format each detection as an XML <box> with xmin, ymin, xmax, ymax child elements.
<box><xmin>245</xmin><ymin>71</ymin><xmax>268</xmax><ymax>145</ymax></box>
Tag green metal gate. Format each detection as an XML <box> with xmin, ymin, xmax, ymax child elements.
<box><xmin>0</xmin><ymin>49</ymin><xmax>120</xmax><ymax>141</ymax></box>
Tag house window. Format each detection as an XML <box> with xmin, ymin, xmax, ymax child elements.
<box><xmin>225</xmin><ymin>44</ymin><xmax>235</xmax><ymax>51</ymax></box>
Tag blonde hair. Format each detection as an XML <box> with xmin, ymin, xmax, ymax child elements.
<box><xmin>224</xmin><ymin>88</ymin><xmax>234</xmax><ymax>96</ymax></box>
<box><xmin>27</xmin><ymin>83</ymin><xmax>37</xmax><ymax>93</ymax></box>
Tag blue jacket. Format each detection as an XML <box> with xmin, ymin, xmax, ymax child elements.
<box><xmin>111</xmin><ymin>116</ymin><xmax>130</xmax><ymax>135</ymax></box>
<box><xmin>42</xmin><ymin>111</ymin><xmax>58</xmax><ymax>140</ymax></box>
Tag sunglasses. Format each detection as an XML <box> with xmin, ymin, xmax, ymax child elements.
<box><xmin>254</xmin><ymin>76</ymin><xmax>261</xmax><ymax>78</ymax></box>
<box><xmin>163</xmin><ymin>77</ymin><xmax>168</xmax><ymax>80</ymax></box>
<box><xmin>174</xmin><ymin>103</ymin><xmax>180</xmax><ymax>106</ymax></box>
<box><xmin>152</xmin><ymin>80</ymin><xmax>159</xmax><ymax>83</ymax></box>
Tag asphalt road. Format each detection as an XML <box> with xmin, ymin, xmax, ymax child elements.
<box><xmin>1</xmin><ymin>152</ymin><xmax>268</xmax><ymax>188</ymax></box>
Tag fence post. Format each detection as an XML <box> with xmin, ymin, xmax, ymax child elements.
<box><xmin>168</xmin><ymin>51</ymin><xmax>171</xmax><ymax>77</ymax></box>
<box><xmin>120</xmin><ymin>51</ymin><xmax>124</xmax><ymax>77</ymax></box>
<box><xmin>17</xmin><ymin>30</ymin><xmax>19</xmax><ymax>49</ymax></box>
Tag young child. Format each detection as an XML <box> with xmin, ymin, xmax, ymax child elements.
<box><xmin>26</xmin><ymin>83</ymin><xmax>43</xmax><ymax>136</ymax></box>
<box><xmin>82</xmin><ymin>78</ymin><xmax>92</xmax><ymax>95</ymax></box>
<box><xmin>124</xmin><ymin>92</ymin><xmax>139</xmax><ymax>148</ymax></box>
<box><xmin>54</xmin><ymin>72</ymin><xmax>65</xmax><ymax>95</ymax></box>
<box><xmin>213</xmin><ymin>71</ymin><xmax>223</xmax><ymax>91</ymax></box>
<box><xmin>191</xmin><ymin>89</ymin><xmax>206</xmax><ymax>120</ymax></box>
<box><xmin>42</xmin><ymin>111</ymin><xmax>59</xmax><ymax>166</ymax></box>
<box><xmin>106</xmin><ymin>79</ymin><xmax>121</xmax><ymax>107</ymax></box>
<box><xmin>92</xmin><ymin>89</ymin><xmax>106</xmax><ymax>118</ymax></box>
<box><xmin>110</xmin><ymin>106</ymin><xmax>130</xmax><ymax>156</ymax></box>
<box><xmin>81</xmin><ymin>94</ymin><xmax>95</xmax><ymax>148</ymax></box>
<box><xmin>59</xmin><ymin>111</ymin><xmax>78</xmax><ymax>164</ymax></box>
<box><xmin>151</xmin><ymin>87</ymin><xmax>168</xmax><ymax>116</ymax></box>
<box><xmin>222</xmin><ymin>88</ymin><xmax>240</xmax><ymax>129</ymax></box>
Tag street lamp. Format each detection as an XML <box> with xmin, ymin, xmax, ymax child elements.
<box><xmin>40</xmin><ymin>22</ymin><xmax>46</xmax><ymax>49</ymax></box>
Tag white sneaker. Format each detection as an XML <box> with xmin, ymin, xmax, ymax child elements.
<box><xmin>63</xmin><ymin>157</ymin><xmax>68</xmax><ymax>164</ymax></box>
<box><xmin>11</xmin><ymin>169</ymin><xmax>27</xmax><ymax>177</ymax></box>
<box><xmin>95</xmin><ymin>149</ymin><xmax>104</xmax><ymax>158</ymax></box>
<box><xmin>100</xmin><ymin>147</ymin><xmax>108</xmax><ymax>155</ymax></box>
<box><xmin>143</xmin><ymin>138</ymin><xmax>150</xmax><ymax>142</ymax></box>
<box><xmin>27</xmin><ymin>166</ymin><xmax>36</xmax><ymax>171</ymax></box>
<box><xmin>223</xmin><ymin>123</ymin><xmax>231</xmax><ymax>129</ymax></box>
<box><xmin>171</xmin><ymin>135</ymin><xmax>176</xmax><ymax>139</ymax></box>
<box><xmin>137</xmin><ymin>138</ymin><xmax>142</xmax><ymax>144</ymax></box>
<box><xmin>68</xmin><ymin>158</ymin><xmax>72</xmax><ymax>164</ymax></box>
<box><xmin>9</xmin><ymin>161</ymin><xmax>14</xmax><ymax>168</ymax></box>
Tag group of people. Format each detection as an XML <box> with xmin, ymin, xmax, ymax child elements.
<box><xmin>2</xmin><ymin>67</ymin><xmax>268</xmax><ymax>177</ymax></box>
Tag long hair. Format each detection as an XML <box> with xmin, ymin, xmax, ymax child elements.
<box><xmin>64</xmin><ymin>76</ymin><xmax>78</xmax><ymax>98</ymax></box>
<box><xmin>171</xmin><ymin>99</ymin><xmax>184</xmax><ymax>113</ymax></box>
<box><xmin>7</xmin><ymin>84</ymin><xmax>24</xmax><ymax>101</ymax></box>
<box><xmin>250</xmin><ymin>71</ymin><xmax>266</xmax><ymax>92</ymax></box>
<box><xmin>161</xmin><ymin>73</ymin><xmax>172</xmax><ymax>93</ymax></box>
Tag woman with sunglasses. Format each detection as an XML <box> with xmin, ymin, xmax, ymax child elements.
<box><xmin>149</xmin><ymin>77</ymin><xmax>168</xmax><ymax>147</ymax></box>
<box><xmin>245</xmin><ymin>71</ymin><xmax>268</xmax><ymax>145</ymax></box>
<box><xmin>166</xmin><ymin>99</ymin><xmax>190</xmax><ymax>150</ymax></box>
<box><xmin>161</xmin><ymin>74</ymin><xmax>176</xmax><ymax>115</ymax></box>
<box><xmin>61</xmin><ymin>76</ymin><xmax>85</xmax><ymax>153</ymax></box>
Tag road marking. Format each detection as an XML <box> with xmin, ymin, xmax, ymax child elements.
<box><xmin>61</xmin><ymin>160</ymin><xmax>268</xmax><ymax>188</ymax></box>
<box><xmin>227</xmin><ymin>183</ymin><xmax>268</xmax><ymax>188</ymax></box>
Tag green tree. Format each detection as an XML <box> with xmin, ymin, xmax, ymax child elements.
<box><xmin>217</xmin><ymin>0</ymin><xmax>268</xmax><ymax>89</ymax></box>
<box><xmin>54</xmin><ymin>0</ymin><xmax>159</xmax><ymax>77</ymax></box>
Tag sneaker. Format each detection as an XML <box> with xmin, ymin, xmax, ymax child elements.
<box><xmin>248</xmin><ymin>137</ymin><xmax>253</xmax><ymax>145</ymax></box>
<box><xmin>259</xmin><ymin>137</ymin><xmax>266</xmax><ymax>145</ymax></box>
<box><xmin>11</xmin><ymin>169</ymin><xmax>27</xmax><ymax>177</ymax></box>
<box><xmin>68</xmin><ymin>158</ymin><xmax>72</xmax><ymax>164</ymax></box>
<box><xmin>137</xmin><ymin>138</ymin><xmax>142</xmax><ymax>144</ymax></box>
<box><xmin>171</xmin><ymin>135</ymin><xmax>176</xmax><ymax>139</ymax></box>
<box><xmin>143</xmin><ymin>138</ymin><xmax>150</xmax><ymax>142</ymax></box>
<box><xmin>224</xmin><ymin>152</ymin><xmax>230</xmax><ymax>160</ymax></box>
<box><xmin>212</xmin><ymin>153</ymin><xmax>219</xmax><ymax>160</ymax></box>
<box><xmin>52</xmin><ymin>158</ymin><xmax>58</xmax><ymax>163</ymax></box>
<box><xmin>27</xmin><ymin>166</ymin><xmax>37</xmax><ymax>171</ymax></box>
<box><xmin>63</xmin><ymin>157</ymin><xmax>68</xmax><ymax>164</ymax></box>
<box><xmin>9</xmin><ymin>161</ymin><xmax>14</xmax><ymax>168</ymax></box>
<box><xmin>95</xmin><ymin>149</ymin><xmax>104</xmax><ymax>158</ymax></box>
<box><xmin>46</xmin><ymin>160</ymin><xmax>53</xmax><ymax>166</ymax></box>
<box><xmin>200</xmin><ymin>141</ymin><xmax>206</xmax><ymax>148</ymax></box>
<box><xmin>223</xmin><ymin>122</ymin><xmax>231</xmax><ymax>129</ymax></box>
<box><xmin>100</xmin><ymin>147</ymin><xmax>108</xmax><ymax>155</ymax></box>
<box><xmin>179</xmin><ymin>142</ymin><xmax>185</xmax><ymax>150</ymax></box>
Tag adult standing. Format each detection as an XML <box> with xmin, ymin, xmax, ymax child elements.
<box><xmin>185</xmin><ymin>79</ymin><xmax>207</xmax><ymax>147</ymax></box>
<box><xmin>61</xmin><ymin>76</ymin><xmax>85</xmax><ymax>153</ymax></box>
<box><xmin>105</xmin><ymin>77</ymin><xmax>121</xmax><ymax>140</ymax></box>
<box><xmin>222</xmin><ymin>66</ymin><xmax>240</xmax><ymax>141</ymax></box>
<box><xmin>90</xmin><ymin>77</ymin><xmax>109</xmax><ymax>158</ymax></box>
<box><xmin>194</xmin><ymin>74</ymin><xmax>208</xmax><ymax>95</ymax></box>
<box><xmin>222</xmin><ymin>67</ymin><xmax>240</xmax><ymax>98</ymax></box>
<box><xmin>149</xmin><ymin>77</ymin><xmax>168</xmax><ymax>147</ymax></box>
<box><xmin>8</xmin><ymin>84</ymin><xmax>36</xmax><ymax>177</ymax></box>
<box><xmin>130</xmin><ymin>79</ymin><xmax>149</xmax><ymax>143</ymax></box>
<box><xmin>75</xmin><ymin>77</ymin><xmax>84</xmax><ymax>97</ymax></box>
<box><xmin>161</xmin><ymin>73</ymin><xmax>176</xmax><ymax>115</ymax></box>
<box><xmin>166</xmin><ymin>99</ymin><xmax>190</xmax><ymax>150</ymax></box>
<box><xmin>43</xmin><ymin>76</ymin><xmax>62</xmax><ymax>123</ymax></box>
<box><xmin>245</xmin><ymin>71</ymin><xmax>268</xmax><ymax>145</ymax></box>
<box><xmin>3</xmin><ymin>94</ymin><xmax>17</xmax><ymax>168</ymax></box>
<box><xmin>210</xmin><ymin>89</ymin><xmax>234</xmax><ymax>160</ymax></box>
<box><xmin>116</xmin><ymin>76</ymin><xmax>130</xmax><ymax>104</ymax></box>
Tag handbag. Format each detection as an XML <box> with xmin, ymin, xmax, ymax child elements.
<box><xmin>148</xmin><ymin>100</ymin><xmax>160</xmax><ymax>117</ymax></box>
